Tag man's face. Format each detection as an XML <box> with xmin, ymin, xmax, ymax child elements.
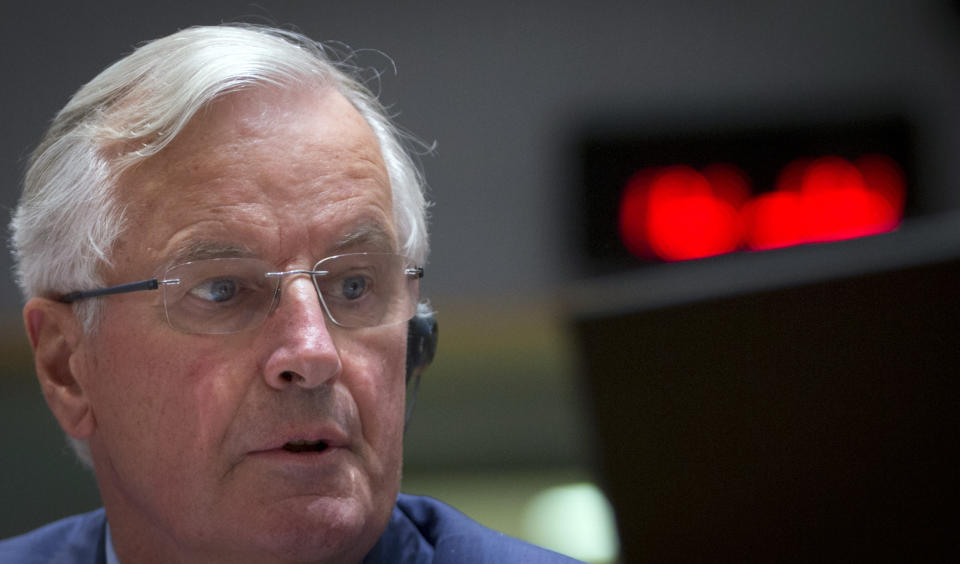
<box><xmin>75</xmin><ymin>86</ymin><xmax>406</xmax><ymax>563</ymax></box>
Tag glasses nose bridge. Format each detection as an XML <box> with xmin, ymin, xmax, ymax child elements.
<box><xmin>266</xmin><ymin>267</ymin><xmax>329</xmax><ymax>309</ymax></box>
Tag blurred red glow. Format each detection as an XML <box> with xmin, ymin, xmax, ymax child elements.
<box><xmin>856</xmin><ymin>154</ymin><xmax>907</xmax><ymax>213</ymax></box>
<box><xmin>619</xmin><ymin>155</ymin><xmax>906</xmax><ymax>261</ymax></box>
<box><xmin>742</xmin><ymin>191</ymin><xmax>806</xmax><ymax>250</ymax></box>
<box><xmin>645</xmin><ymin>166</ymin><xmax>743</xmax><ymax>260</ymax></box>
<box><xmin>619</xmin><ymin>168</ymin><xmax>660</xmax><ymax>259</ymax></box>
<box><xmin>702</xmin><ymin>163</ymin><xmax>752</xmax><ymax>208</ymax></box>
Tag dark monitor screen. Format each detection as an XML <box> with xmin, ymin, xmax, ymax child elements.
<box><xmin>575</xmin><ymin>257</ymin><xmax>960</xmax><ymax>562</ymax></box>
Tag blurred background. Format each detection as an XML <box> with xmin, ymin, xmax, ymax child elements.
<box><xmin>2</xmin><ymin>1</ymin><xmax>960</xmax><ymax>561</ymax></box>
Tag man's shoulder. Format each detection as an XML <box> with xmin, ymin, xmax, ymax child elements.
<box><xmin>366</xmin><ymin>493</ymin><xmax>581</xmax><ymax>563</ymax></box>
<box><xmin>0</xmin><ymin>509</ymin><xmax>106</xmax><ymax>564</ymax></box>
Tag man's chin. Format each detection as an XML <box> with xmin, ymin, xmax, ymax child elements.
<box><xmin>248</xmin><ymin>495</ymin><xmax>389</xmax><ymax>563</ymax></box>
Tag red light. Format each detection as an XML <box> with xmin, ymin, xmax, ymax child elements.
<box><xmin>742</xmin><ymin>191</ymin><xmax>806</xmax><ymax>250</ymax></box>
<box><xmin>797</xmin><ymin>157</ymin><xmax>899</xmax><ymax>244</ymax></box>
<box><xmin>702</xmin><ymin>163</ymin><xmax>752</xmax><ymax>208</ymax></box>
<box><xmin>645</xmin><ymin>166</ymin><xmax>743</xmax><ymax>261</ymax></box>
<box><xmin>856</xmin><ymin>154</ymin><xmax>906</xmax><ymax>215</ymax></box>
<box><xmin>619</xmin><ymin>155</ymin><xmax>906</xmax><ymax>261</ymax></box>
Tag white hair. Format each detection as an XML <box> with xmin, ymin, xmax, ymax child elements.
<box><xmin>9</xmin><ymin>24</ymin><xmax>431</xmax><ymax>467</ymax></box>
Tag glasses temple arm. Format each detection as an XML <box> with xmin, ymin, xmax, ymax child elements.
<box><xmin>59</xmin><ymin>279</ymin><xmax>161</xmax><ymax>303</ymax></box>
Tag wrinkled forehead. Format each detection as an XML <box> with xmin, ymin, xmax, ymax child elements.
<box><xmin>124</xmin><ymin>84</ymin><xmax>386</xmax><ymax>181</ymax></box>
<box><xmin>108</xmin><ymin>85</ymin><xmax>395</xmax><ymax>269</ymax></box>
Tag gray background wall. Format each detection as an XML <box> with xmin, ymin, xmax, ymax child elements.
<box><xmin>2</xmin><ymin>0</ymin><xmax>959</xmax><ymax>553</ymax></box>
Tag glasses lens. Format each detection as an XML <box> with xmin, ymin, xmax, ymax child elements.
<box><xmin>312</xmin><ymin>253</ymin><xmax>420</xmax><ymax>328</ymax></box>
<box><xmin>162</xmin><ymin>258</ymin><xmax>279</xmax><ymax>334</ymax></box>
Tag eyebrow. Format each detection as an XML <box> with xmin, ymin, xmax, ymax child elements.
<box><xmin>166</xmin><ymin>241</ymin><xmax>257</xmax><ymax>267</ymax></box>
<box><xmin>161</xmin><ymin>222</ymin><xmax>397</xmax><ymax>271</ymax></box>
<box><xmin>329</xmin><ymin>222</ymin><xmax>397</xmax><ymax>255</ymax></box>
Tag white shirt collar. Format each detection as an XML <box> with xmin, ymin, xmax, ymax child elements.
<box><xmin>105</xmin><ymin>523</ymin><xmax>121</xmax><ymax>564</ymax></box>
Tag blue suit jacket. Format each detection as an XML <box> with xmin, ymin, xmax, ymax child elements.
<box><xmin>0</xmin><ymin>494</ymin><xmax>579</xmax><ymax>563</ymax></box>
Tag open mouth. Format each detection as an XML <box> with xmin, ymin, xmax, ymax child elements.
<box><xmin>282</xmin><ymin>440</ymin><xmax>328</xmax><ymax>453</ymax></box>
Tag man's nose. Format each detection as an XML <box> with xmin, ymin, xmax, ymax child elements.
<box><xmin>260</xmin><ymin>277</ymin><xmax>342</xmax><ymax>390</ymax></box>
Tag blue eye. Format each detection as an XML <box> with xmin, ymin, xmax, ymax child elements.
<box><xmin>190</xmin><ymin>278</ymin><xmax>239</xmax><ymax>303</ymax></box>
<box><xmin>341</xmin><ymin>276</ymin><xmax>367</xmax><ymax>300</ymax></box>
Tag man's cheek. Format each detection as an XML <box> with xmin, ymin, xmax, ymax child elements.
<box><xmin>144</xmin><ymin>352</ymin><xmax>246</xmax><ymax>458</ymax></box>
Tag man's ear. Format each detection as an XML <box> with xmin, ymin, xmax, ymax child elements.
<box><xmin>23</xmin><ymin>297</ymin><xmax>96</xmax><ymax>439</ymax></box>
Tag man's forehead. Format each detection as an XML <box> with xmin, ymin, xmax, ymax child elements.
<box><xmin>116</xmin><ymin>85</ymin><xmax>387</xmax><ymax>199</ymax></box>
<box><xmin>107</xmin><ymin>83</ymin><xmax>398</xmax><ymax>274</ymax></box>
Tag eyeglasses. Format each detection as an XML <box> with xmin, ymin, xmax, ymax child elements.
<box><xmin>59</xmin><ymin>253</ymin><xmax>424</xmax><ymax>335</ymax></box>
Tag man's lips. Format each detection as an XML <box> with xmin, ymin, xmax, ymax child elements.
<box><xmin>282</xmin><ymin>439</ymin><xmax>329</xmax><ymax>453</ymax></box>
<box><xmin>248</xmin><ymin>425</ymin><xmax>350</xmax><ymax>456</ymax></box>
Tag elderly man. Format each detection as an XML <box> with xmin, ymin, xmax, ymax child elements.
<box><xmin>2</xmin><ymin>24</ymin><xmax>576</xmax><ymax>563</ymax></box>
